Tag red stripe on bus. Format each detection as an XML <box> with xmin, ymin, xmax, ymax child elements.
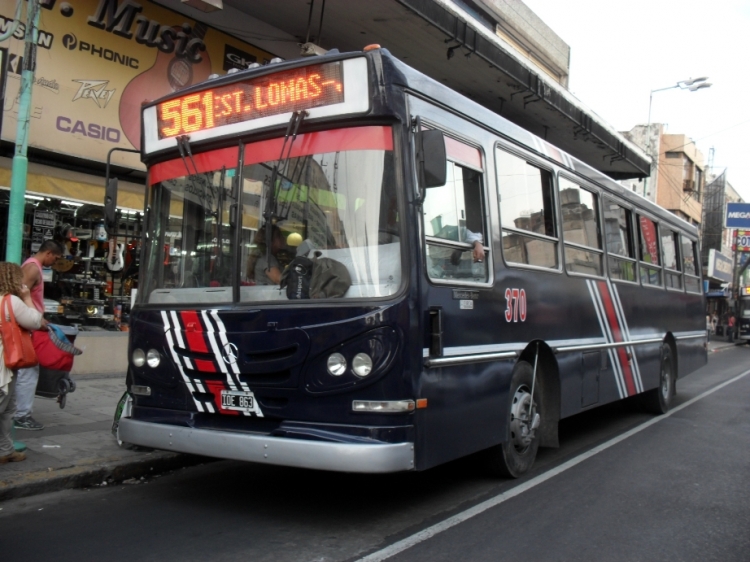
<box><xmin>597</xmin><ymin>281</ymin><xmax>637</xmax><ymax>396</ymax></box>
<box><xmin>179</xmin><ymin>311</ymin><xmax>209</xmax><ymax>354</ymax></box>
<box><xmin>445</xmin><ymin>136</ymin><xmax>482</xmax><ymax>169</ymax></box>
<box><xmin>149</xmin><ymin>126</ymin><xmax>393</xmax><ymax>185</ymax></box>
<box><xmin>193</xmin><ymin>359</ymin><xmax>217</xmax><ymax>373</ymax></box>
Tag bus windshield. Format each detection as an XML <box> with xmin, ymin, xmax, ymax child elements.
<box><xmin>142</xmin><ymin>126</ymin><xmax>401</xmax><ymax>304</ymax></box>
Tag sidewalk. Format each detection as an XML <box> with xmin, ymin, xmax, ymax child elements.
<box><xmin>708</xmin><ymin>332</ymin><xmax>746</xmax><ymax>353</ymax></box>
<box><xmin>0</xmin><ymin>375</ymin><xmax>208</xmax><ymax>502</ymax></box>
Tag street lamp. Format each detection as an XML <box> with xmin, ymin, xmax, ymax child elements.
<box><xmin>647</xmin><ymin>77</ymin><xmax>712</xmax><ymax>129</ymax></box>
<box><xmin>642</xmin><ymin>77</ymin><xmax>712</xmax><ymax>197</ymax></box>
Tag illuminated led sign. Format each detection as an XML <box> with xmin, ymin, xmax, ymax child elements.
<box><xmin>156</xmin><ymin>61</ymin><xmax>344</xmax><ymax>139</ymax></box>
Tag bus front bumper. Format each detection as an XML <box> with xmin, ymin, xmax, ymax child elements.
<box><xmin>118</xmin><ymin>418</ymin><xmax>415</xmax><ymax>473</ymax></box>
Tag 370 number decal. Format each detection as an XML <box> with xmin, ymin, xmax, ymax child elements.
<box><xmin>504</xmin><ymin>288</ymin><xmax>527</xmax><ymax>322</ymax></box>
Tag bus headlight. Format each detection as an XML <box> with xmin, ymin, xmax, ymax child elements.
<box><xmin>352</xmin><ymin>353</ymin><xmax>373</xmax><ymax>377</ymax></box>
<box><xmin>327</xmin><ymin>353</ymin><xmax>347</xmax><ymax>376</ymax></box>
<box><xmin>146</xmin><ymin>349</ymin><xmax>161</xmax><ymax>368</ymax></box>
<box><xmin>306</xmin><ymin>327</ymin><xmax>400</xmax><ymax>394</ymax></box>
<box><xmin>132</xmin><ymin>348</ymin><xmax>146</xmax><ymax>368</ymax></box>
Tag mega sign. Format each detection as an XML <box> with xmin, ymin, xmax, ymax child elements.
<box><xmin>726</xmin><ymin>203</ymin><xmax>750</xmax><ymax>228</ymax></box>
<box><xmin>157</xmin><ymin>62</ymin><xmax>344</xmax><ymax>139</ymax></box>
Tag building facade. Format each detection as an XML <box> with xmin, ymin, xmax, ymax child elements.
<box><xmin>622</xmin><ymin>124</ymin><xmax>705</xmax><ymax>226</ymax></box>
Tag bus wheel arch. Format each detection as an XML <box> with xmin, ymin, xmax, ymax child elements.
<box><xmin>518</xmin><ymin>341</ymin><xmax>560</xmax><ymax>448</ymax></box>
<box><xmin>640</xmin><ymin>337</ymin><xmax>676</xmax><ymax>415</ymax></box>
<box><xmin>487</xmin><ymin>342</ymin><xmax>560</xmax><ymax>478</ymax></box>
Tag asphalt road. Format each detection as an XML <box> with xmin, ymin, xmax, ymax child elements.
<box><xmin>2</xmin><ymin>348</ymin><xmax>749</xmax><ymax>562</ymax></box>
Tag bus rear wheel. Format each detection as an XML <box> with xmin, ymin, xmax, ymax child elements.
<box><xmin>641</xmin><ymin>344</ymin><xmax>675</xmax><ymax>415</ymax></box>
<box><xmin>488</xmin><ymin>361</ymin><xmax>541</xmax><ymax>478</ymax></box>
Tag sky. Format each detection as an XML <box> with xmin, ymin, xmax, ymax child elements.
<box><xmin>522</xmin><ymin>0</ymin><xmax>750</xmax><ymax>199</ymax></box>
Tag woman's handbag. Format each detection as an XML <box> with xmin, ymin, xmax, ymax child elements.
<box><xmin>0</xmin><ymin>294</ymin><xmax>38</xmax><ymax>369</ymax></box>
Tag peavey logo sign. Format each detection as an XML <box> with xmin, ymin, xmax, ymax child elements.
<box><xmin>87</xmin><ymin>0</ymin><xmax>207</xmax><ymax>63</ymax></box>
<box><xmin>72</xmin><ymin>80</ymin><xmax>116</xmax><ymax>108</ymax></box>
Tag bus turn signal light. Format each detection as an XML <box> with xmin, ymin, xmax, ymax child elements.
<box><xmin>416</xmin><ymin>399</ymin><xmax>428</xmax><ymax>409</ymax></box>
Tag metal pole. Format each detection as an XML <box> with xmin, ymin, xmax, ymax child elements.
<box><xmin>643</xmin><ymin>90</ymin><xmax>656</xmax><ymax>198</ymax></box>
<box><xmin>5</xmin><ymin>0</ymin><xmax>40</xmax><ymax>264</ymax></box>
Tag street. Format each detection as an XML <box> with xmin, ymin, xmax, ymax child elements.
<box><xmin>1</xmin><ymin>348</ymin><xmax>749</xmax><ymax>562</ymax></box>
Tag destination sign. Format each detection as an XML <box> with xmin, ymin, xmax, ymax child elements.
<box><xmin>156</xmin><ymin>61</ymin><xmax>345</xmax><ymax>139</ymax></box>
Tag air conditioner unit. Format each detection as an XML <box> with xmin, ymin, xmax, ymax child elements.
<box><xmin>683</xmin><ymin>180</ymin><xmax>695</xmax><ymax>192</ymax></box>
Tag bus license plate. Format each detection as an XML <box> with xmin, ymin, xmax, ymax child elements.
<box><xmin>220</xmin><ymin>390</ymin><xmax>255</xmax><ymax>412</ymax></box>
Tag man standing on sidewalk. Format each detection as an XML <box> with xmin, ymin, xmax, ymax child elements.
<box><xmin>728</xmin><ymin>313</ymin><xmax>736</xmax><ymax>344</ymax></box>
<box><xmin>13</xmin><ymin>240</ymin><xmax>63</xmax><ymax>431</ymax></box>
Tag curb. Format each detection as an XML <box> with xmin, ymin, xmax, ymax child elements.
<box><xmin>0</xmin><ymin>451</ymin><xmax>213</xmax><ymax>502</ymax></box>
<box><xmin>710</xmin><ymin>343</ymin><xmax>745</xmax><ymax>353</ymax></box>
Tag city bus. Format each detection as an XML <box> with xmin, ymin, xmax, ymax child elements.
<box><xmin>116</xmin><ymin>46</ymin><xmax>707</xmax><ymax>477</ymax></box>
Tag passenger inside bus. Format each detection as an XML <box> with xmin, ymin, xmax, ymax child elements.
<box><xmin>423</xmin><ymin>161</ymin><xmax>487</xmax><ymax>281</ymax></box>
<box><xmin>246</xmin><ymin>225</ymin><xmax>286</xmax><ymax>285</ymax></box>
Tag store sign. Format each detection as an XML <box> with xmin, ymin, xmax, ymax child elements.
<box><xmin>726</xmin><ymin>203</ymin><xmax>750</xmax><ymax>228</ymax></box>
<box><xmin>31</xmin><ymin>210</ymin><xmax>56</xmax><ymax>252</ymax></box>
<box><xmin>708</xmin><ymin>248</ymin><xmax>733</xmax><ymax>283</ymax></box>
<box><xmin>734</xmin><ymin>230</ymin><xmax>750</xmax><ymax>252</ymax></box>
<box><xmin>0</xmin><ymin>0</ymin><xmax>274</xmax><ymax>169</ymax></box>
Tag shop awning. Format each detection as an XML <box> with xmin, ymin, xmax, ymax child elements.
<box><xmin>0</xmin><ymin>157</ymin><xmax>145</xmax><ymax>212</ymax></box>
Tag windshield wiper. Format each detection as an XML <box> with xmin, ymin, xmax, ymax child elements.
<box><xmin>263</xmin><ymin>110</ymin><xmax>308</xmax><ymax>270</ymax></box>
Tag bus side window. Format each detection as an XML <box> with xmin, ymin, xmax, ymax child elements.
<box><xmin>423</xmin><ymin>159</ymin><xmax>488</xmax><ymax>282</ymax></box>
<box><xmin>603</xmin><ymin>198</ymin><xmax>636</xmax><ymax>282</ymax></box>
<box><xmin>661</xmin><ymin>228</ymin><xmax>682</xmax><ymax>290</ymax></box>
<box><xmin>638</xmin><ymin>215</ymin><xmax>662</xmax><ymax>286</ymax></box>
<box><xmin>496</xmin><ymin>147</ymin><xmax>558</xmax><ymax>269</ymax></box>
<box><xmin>682</xmin><ymin>236</ymin><xmax>701</xmax><ymax>293</ymax></box>
<box><xmin>559</xmin><ymin>178</ymin><xmax>603</xmax><ymax>276</ymax></box>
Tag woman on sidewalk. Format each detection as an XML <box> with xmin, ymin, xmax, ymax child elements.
<box><xmin>0</xmin><ymin>262</ymin><xmax>46</xmax><ymax>464</ymax></box>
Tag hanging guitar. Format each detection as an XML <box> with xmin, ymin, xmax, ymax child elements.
<box><xmin>107</xmin><ymin>216</ymin><xmax>126</xmax><ymax>273</ymax></box>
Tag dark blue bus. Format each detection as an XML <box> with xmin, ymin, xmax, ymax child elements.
<box><xmin>116</xmin><ymin>47</ymin><xmax>707</xmax><ymax>477</ymax></box>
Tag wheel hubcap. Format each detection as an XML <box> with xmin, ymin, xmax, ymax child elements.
<box><xmin>509</xmin><ymin>385</ymin><xmax>540</xmax><ymax>453</ymax></box>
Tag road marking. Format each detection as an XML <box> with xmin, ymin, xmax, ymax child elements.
<box><xmin>356</xmin><ymin>369</ymin><xmax>750</xmax><ymax>562</ymax></box>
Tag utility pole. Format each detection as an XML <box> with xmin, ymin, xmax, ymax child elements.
<box><xmin>5</xmin><ymin>0</ymin><xmax>40</xmax><ymax>264</ymax></box>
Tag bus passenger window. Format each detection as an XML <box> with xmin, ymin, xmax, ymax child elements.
<box><xmin>559</xmin><ymin>178</ymin><xmax>603</xmax><ymax>276</ymax></box>
<box><xmin>638</xmin><ymin>216</ymin><xmax>662</xmax><ymax>286</ymax></box>
<box><xmin>661</xmin><ymin>229</ymin><xmax>682</xmax><ymax>289</ymax></box>
<box><xmin>423</xmin><ymin>160</ymin><xmax>488</xmax><ymax>282</ymax></box>
<box><xmin>496</xmin><ymin>148</ymin><xmax>557</xmax><ymax>269</ymax></box>
<box><xmin>603</xmin><ymin>199</ymin><xmax>636</xmax><ymax>282</ymax></box>
<box><xmin>682</xmin><ymin>236</ymin><xmax>701</xmax><ymax>293</ymax></box>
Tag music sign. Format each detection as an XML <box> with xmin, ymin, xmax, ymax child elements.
<box><xmin>726</xmin><ymin>203</ymin><xmax>750</xmax><ymax>228</ymax></box>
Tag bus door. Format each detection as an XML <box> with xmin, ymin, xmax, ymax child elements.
<box><xmin>417</xmin><ymin>126</ymin><xmax>502</xmax><ymax>469</ymax></box>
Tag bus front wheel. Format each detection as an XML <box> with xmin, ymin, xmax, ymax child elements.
<box><xmin>641</xmin><ymin>344</ymin><xmax>675</xmax><ymax>415</ymax></box>
<box><xmin>488</xmin><ymin>361</ymin><xmax>540</xmax><ymax>478</ymax></box>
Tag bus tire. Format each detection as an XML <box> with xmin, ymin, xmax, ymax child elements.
<box><xmin>488</xmin><ymin>361</ymin><xmax>540</xmax><ymax>478</ymax></box>
<box><xmin>641</xmin><ymin>344</ymin><xmax>675</xmax><ymax>415</ymax></box>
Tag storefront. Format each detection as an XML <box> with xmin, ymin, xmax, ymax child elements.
<box><xmin>0</xmin><ymin>0</ymin><xmax>274</xmax><ymax>338</ymax></box>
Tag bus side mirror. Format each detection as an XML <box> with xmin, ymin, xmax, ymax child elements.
<box><xmin>105</xmin><ymin>177</ymin><xmax>118</xmax><ymax>234</ymax></box>
<box><xmin>416</xmin><ymin>129</ymin><xmax>447</xmax><ymax>189</ymax></box>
